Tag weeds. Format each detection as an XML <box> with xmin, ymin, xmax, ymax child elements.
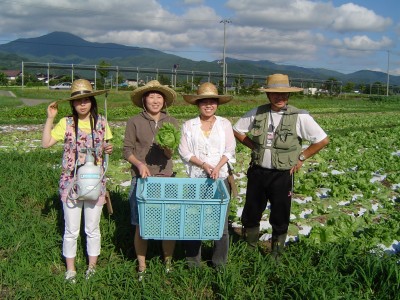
<box><xmin>1</xmin><ymin>96</ymin><xmax>400</xmax><ymax>299</ymax></box>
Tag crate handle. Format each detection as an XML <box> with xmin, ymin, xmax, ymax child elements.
<box><xmin>137</xmin><ymin>178</ymin><xmax>146</xmax><ymax>201</ymax></box>
<box><xmin>216</xmin><ymin>179</ymin><xmax>227</xmax><ymax>203</ymax></box>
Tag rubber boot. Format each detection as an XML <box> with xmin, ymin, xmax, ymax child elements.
<box><xmin>271</xmin><ymin>233</ymin><xmax>287</xmax><ymax>261</ymax></box>
<box><xmin>243</xmin><ymin>227</ymin><xmax>260</xmax><ymax>248</ymax></box>
<box><xmin>184</xmin><ymin>240</ymin><xmax>202</xmax><ymax>268</ymax></box>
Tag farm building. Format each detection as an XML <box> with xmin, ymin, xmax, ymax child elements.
<box><xmin>2</xmin><ymin>70</ymin><xmax>22</xmax><ymax>81</ymax></box>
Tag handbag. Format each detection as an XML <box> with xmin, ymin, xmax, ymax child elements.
<box><xmin>227</xmin><ymin>163</ymin><xmax>238</xmax><ymax>199</ymax></box>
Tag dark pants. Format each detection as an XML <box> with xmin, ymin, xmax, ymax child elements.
<box><xmin>184</xmin><ymin>179</ymin><xmax>230</xmax><ymax>267</ymax></box>
<box><xmin>241</xmin><ymin>165</ymin><xmax>292</xmax><ymax>236</ymax></box>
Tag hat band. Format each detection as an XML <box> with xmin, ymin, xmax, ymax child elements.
<box><xmin>71</xmin><ymin>90</ymin><xmax>92</xmax><ymax>97</ymax></box>
<box><xmin>267</xmin><ymin>83</ymin><xmax>290</xmax><ymax>88</ymax></box>
<box><xmin>198</xmin><ymin>92</ymin><xmax>218</xmax><ymax>96</ymax></box>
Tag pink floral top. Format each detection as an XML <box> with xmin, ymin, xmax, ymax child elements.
<box><xmin>57</xmin><ymin>115</ymin><xmax>108</xmax><ymax>206</ymax></box>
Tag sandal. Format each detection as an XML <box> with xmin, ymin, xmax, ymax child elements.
<box><xmin>138</xmin><ymin>269</ymin><xmax>146</xmax><ymax>282</ymax></box>
<box><xmin>65</xmin><ymin>270</ymin><xmax>77</xmax><ymax>284</ymax></box>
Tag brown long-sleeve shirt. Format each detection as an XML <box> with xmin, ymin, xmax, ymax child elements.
<box><xmin>123</xmin><ymin>111</ymin><xmax>178</xmax><ymax>176</ymax></box>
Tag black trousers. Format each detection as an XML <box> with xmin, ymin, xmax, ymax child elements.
<box><xmin>241</xmin><ymin>165</ymin><xmax>293</xmax><ymax>236</ymax></box>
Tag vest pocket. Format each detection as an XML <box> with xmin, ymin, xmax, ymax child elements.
<box><xmin>274</xmin><ymin>130</ymin><xmax>296</xmax><ymax>150</ymax></box>
<box><xmin>272</xmin><ymin>152</ymin><xmax>296</xmax><ymax>170</ymax></box>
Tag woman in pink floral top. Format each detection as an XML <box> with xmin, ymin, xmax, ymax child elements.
<box><xmin>42</xmin><ymin>79</ymin><xmax>113</xmax><ymax>283</ymax></box>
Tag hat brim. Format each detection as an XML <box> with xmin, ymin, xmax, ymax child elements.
<box><xmin>183</xmin><ymin>94</ymin><xmax>233</xmax><ymax>105</ymax></box>
<box><xmin>56</xmin><ymin>90</ymin><xmax>109</xmax><ymax>103</ymax></box>
<box><xmin>131</xmin><ymin>86</ymin><xmax>176</xmax><ymax>108</ymax></box>
<box><xmin>259</xmin><ymin>87</ymin><xmax>303</xmax><ymax>93</ymax></box>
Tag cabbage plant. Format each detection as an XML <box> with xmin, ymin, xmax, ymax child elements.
<box><xmin>155</xmin><ymin>122</ymin><xmax>181</xmax><ymax>150</ymax></box>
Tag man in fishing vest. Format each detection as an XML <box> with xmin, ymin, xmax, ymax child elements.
<box><xmin>233</xmin><ymin>74</ymin><xmax>329</xmax><ymax>260</ymax></box>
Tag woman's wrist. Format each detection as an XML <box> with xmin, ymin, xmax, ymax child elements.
<box><xmin>135</xmin><ymin>161</ymin><xmax>143</xmax><ymax>168</ymax></box>
<box><xmin>201</xmin><ymin>162</ymin><xmax>206</xmax><ymax>168</ymax></box>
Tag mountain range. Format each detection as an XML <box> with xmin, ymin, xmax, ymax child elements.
<box><xmin>0</xmin><ymin>31</ymin><xmax>398</xmax><ymax>86</ymax></box>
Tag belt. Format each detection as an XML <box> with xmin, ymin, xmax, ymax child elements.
<box><xmin>251</xmin><ymin>164</ymin><xmax>287</xmax><ymax>172</ymax></box>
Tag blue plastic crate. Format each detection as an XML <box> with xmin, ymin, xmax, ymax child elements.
<box><xmin>136</xmin><ymin>177</ymin><xmax>230</xmax><ymax>240</ymax></box>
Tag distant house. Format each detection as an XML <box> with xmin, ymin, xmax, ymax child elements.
<box><xmin>36</xmin><ymin>73</ymin><xmax>48</xmax><ymax>82</ymax></box>
<box><xmin>118</xmin><ymin>79</ymin><xmax>138</xmax><ymax>87</ymax></box>
<box><xmin>303</xmin><ymin>87</ymin><xmax>329</xmax><ymax>95</ymax></box>
<box><xmin>3</xmin><ymin>70</ymin><xmax>22</xmax><ymax>81</ymax></box>
<box><xmin>127</xmin><ymin>79</ymin><xmax>138</xmax><ymax>87</ymax></box>
<box><xmin>304</xmin><ymin>87</ymin><xmax>318</xmax><ymax>95</ymax></box>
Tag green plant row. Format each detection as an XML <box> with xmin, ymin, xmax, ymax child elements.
<box><xmin>1</xmin><ymin>94</ymin><xmax>400</xmax><ymax>124</ymax></box>
<box><xmin>0</xmin><ymin>150</ymin><xmax>399</xmax><ymax>299</ymax></box>
<box><xmin>1</xmin><ymin>95</ymin><xmax>400</xmax><ymax>299</ymax></box>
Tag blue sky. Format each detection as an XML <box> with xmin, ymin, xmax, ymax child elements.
<box><xmin>0</xmin><ymin>0</ymin><xmax>399</xmax><ymax>76</ymax></box>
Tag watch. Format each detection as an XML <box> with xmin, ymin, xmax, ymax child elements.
<box><xmin>299</xmin><ymin>153</ymin><xmax>306</xmax><ymax>161</ymax></box>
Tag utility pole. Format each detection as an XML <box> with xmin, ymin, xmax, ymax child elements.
<box><xmin>386</xmin><ymin>50</ymin><xmax>390</xmax><ymax>96</ymax></box>
<box><xmin>173</xmin><ymin>64</ymin><xmax>179</xmax><ymax>87</ymax></box>
<box><xmin>220</xmin><ymin>19</ymin><xmax>231</xmax><ymax>94</ymax></box>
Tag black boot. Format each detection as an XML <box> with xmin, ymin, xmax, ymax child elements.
<box><xmin>271</xmin><ymin>234</ymin><xmax>287</xmax><ymax>261</ymax></box>
<box><xmin>243</xmin><ymin>227</ymin><xmax>260</xmax><ymax>248</ymax></box>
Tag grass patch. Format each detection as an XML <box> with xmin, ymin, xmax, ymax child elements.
<box><xmin>0</xmin><ymin>95</ymin><xmax>23</xmax><ymax>108</ymax></box>
<box><xmin>1</xmin><ymin>93</ymin><xmax>400</xmax><ymax>298</ymax></box>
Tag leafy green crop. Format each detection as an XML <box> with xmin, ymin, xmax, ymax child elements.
<box><xmin>155</xmin><ymin>122</ymin><xmax>181</xmax><ymax>150</ymax></box>
<box><xmin>1</xmin><ymin>96</ymin><xmax>400</xmax><ymax>299</ymax></box>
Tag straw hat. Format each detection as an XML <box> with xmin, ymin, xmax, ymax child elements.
<box><xmin>259</xmin><ymin>74</ymin><xmax>303</xmax><ymax>93</ymax></box>
<box><xmin>131</xmin><ymin>80</ymin><xmax>176</xmax><ymax>108</ymax></box>
<box><xmin>57</xmin><ymin>79</ymin><xmax>108</xmax><ymax>103</ymax></box>
<box><xmin>183</xmin><ymin>82</ymin><xmax>232</xmax><ymax>105</ymax></box>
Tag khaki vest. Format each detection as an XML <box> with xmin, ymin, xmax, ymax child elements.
<box><xmin>250</xmin><ymin>104</ymin><xmax>306</xmax><ymax>170</ymax></box>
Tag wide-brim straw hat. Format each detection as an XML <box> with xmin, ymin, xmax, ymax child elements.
<box><xmin>259</xmin><ymin>74</ymin><xmax>303</xmax><ymax>93</ymax></box>
<box><xmin>183</xmin><ymin>82</ymin><xmax>232</xmax><ymax>105</ymax></box>
<box><xmin>131</xmin><ymin>80</ymin><xmax>176</xmax><ymax>108</ymax></box>
<box><xmin>57</xmin><ymin>79</ymin><xmax>108</xmax><ymax>103</ymax></box>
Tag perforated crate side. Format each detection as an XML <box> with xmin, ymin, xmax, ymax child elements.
<box><xmin>137</xmin><ymin>177</ymin><xmax>229</xmax><ymax>240</ymax></box>
<box><xmin>136</xmin><ymin>177</ymin><xmax>229</xmax><ymax>202</ymax></box>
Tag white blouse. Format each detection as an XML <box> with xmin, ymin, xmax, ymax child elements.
<box><xmin>178</xmin><ymin>116</ymin><xmax>236</xmax><ymax>178</ymax></box>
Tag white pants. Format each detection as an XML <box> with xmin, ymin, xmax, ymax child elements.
<box><xmin>62</xmin><ymin>201</ymin><xmax>103</xmax><ymax>258</ymax></box>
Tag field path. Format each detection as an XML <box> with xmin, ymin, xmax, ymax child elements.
<box><xmin>19</xmin><ymin>98</ymin><xmax>50</xmax><ymax>106</ymax></box>
<box><xmin>0</xmin><ymin>90</ymin><xmax>50</xmax><ymax>106</ymax></box>
<box><xmin>0</xmin><ymin>90</ymin><xmax>16</xmax><ymax>97</ymax></box>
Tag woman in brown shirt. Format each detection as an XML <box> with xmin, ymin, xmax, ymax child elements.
<box><xmin>123</xmin><ymin>80</ymin><xmax>178</xmax><ymax>281</ymax></box>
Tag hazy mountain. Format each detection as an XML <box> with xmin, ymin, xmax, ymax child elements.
<box><xmin>0</xmin><ymin>31</ymin><xmax>166</xmax><ymax>60</ymax></box>
<box><xmin>0</xmin><ymin>51</ymin><xmax>29</xmax><ymax>70</ymax></box>
<box><xmin>0</xmin><ymin>31</ymin><xmax>398</xmax><ymax>85</ymax></box>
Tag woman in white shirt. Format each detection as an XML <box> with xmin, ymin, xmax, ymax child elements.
<box><xmin>178</xmin><ymin>82</ymin><xmax>236</xmax><ymax>269</ymax></box>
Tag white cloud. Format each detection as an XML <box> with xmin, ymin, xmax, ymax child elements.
<box><xmin>182</xmin><ymin>0</ymin><xmax>204</xmax><ymax>4</ymax></box>
<box><xmin>342</xmin><ymin>35</ymin><xmax>393</xmax><ymax>51</ymax></box>
<box><xmin>226</xmin><ymin>0</ymin><xmax>334</xmax><ymax>30</ymax></box>
<box><xmin>224</xmin><ymin>26</ymin><xmax>318</xmax><ymax>62</ymax></box>
<box><xmin>0</xmin><ymin>0</ymin><xmax>397</xmax><ymax>74</ymax></box>
<box><xmin>221</xmin><ymin>0</ymin><xmax>396</xmax><ymax>68</ymax></box>
<box><xmin>391</xmin><ymin>68</ymin><xmax>400</xmax><ymax>76</ymax></box>
<box><xmin>395</xmin><ymin>23</ymin><xmax>400</xmax><ymax>36</ymax></box>
<box><xmin>181</xmin><ymin>5</ymin><xmax>220</xmax><ymax>24</ymax></box>
<box><xmin>226</xmin><ymin>0</ymin><xmax>392</xmax><ymax>34</ymax></box>
<box><xmin>0</xmin><ymin>0</ymin><xmax>181</xmax><ymax>39</ymax></box>
<box><xmin>332</xmin><ymin>3</ymin><xmax>392</xmax><ymax>32</ymax></box>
